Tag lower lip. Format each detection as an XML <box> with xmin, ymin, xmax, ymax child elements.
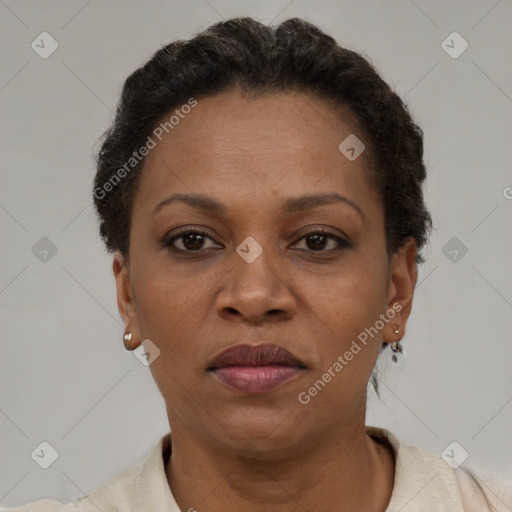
<box><xmin>211</xmin><ymin>365</ymin><xmax>302</xmax><ymax>393</ymax></box>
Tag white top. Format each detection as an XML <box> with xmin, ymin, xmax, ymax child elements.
<box><xmin>1</xmin><ymin>426</ymin><xmax>508</xmax><ymax>511</ymax></box>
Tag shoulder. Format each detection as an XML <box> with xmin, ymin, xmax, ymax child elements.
<box><xmin>0</xmin><ymin>434</ymin><xmax>172</xmax><ymax>512</ymax></box>
<box><xmin>0</xmin><ymin>463</ymin><xmax>139</xmax><ymax>512</ymax></box>
<box><xmin>366</xmin><ymin>426</ymin><xmax>510</xmax><ymax>511</ymax></box>
<box><xmin>455</xmin><ymin>465</ymin><xmax>512</xmax><ymax>512</ymax></box>
<box><xmin>0</xmin><ymin>500</ymin><xmax>66</xmax><ymax>512</ymax></box>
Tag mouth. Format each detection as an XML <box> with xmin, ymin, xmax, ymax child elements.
<box><xmin>207</xmin><ymin>343</ymin><xmax>307</xmax><ymax>394</ymax></box>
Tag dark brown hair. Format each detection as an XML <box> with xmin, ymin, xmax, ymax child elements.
<box><xmin>93</xmin><ymin>17</ymin><xmax>432</xmax><ymax>263</ymax></box>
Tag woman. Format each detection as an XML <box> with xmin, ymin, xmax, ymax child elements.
<box><xmin>4</xmin><ymin>16</ymin><xmax>500</xmax><ymax>512</ymax></box>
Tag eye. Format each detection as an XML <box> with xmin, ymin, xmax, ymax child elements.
<box><xmin>162</xmin><ymin>229</ymin><xmax>222</xmax><ymax>252</ymax></box>
<box><xmin>162</xmin><ymin>227</ymin><xmax>350</xmax><ymax>254</ymax></box>
<box><xmin>291</xmin><ymin>229</ymin><xmax>351</xmax><ymax>252</ymax></box>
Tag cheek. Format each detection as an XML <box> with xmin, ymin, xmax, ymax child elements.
<box><xmin>315</xmin><ymin>254</ymin><xmax>389</xmax><ymax>325</ymax></box>
<box><xmin>131</xmin><ymin>266</ymin><xmax>207</xmax><ymax>406</ymax></box>
<box><xmin>129</xmin><ymin>256</ymin><xmax>232</xmax><ymax>386</ymax></box>
<box><xmin>304</xmin><ymin>254</ymin><xmax>389</xmax><ymax>377</ymax></box>
<box><xmin>129</xmin><ymin>259</ymin><xmax>201</xmax><ymax>354</ymax></box>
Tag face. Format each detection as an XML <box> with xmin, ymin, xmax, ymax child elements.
<box><xmin>114</xmin><ymin>88</ymin><xmax>417</xmax><ymax>456</ymax></box>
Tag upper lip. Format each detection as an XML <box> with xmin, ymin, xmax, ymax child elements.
<box><xmin>207</xmin><ymin>343</ymin><xmax>307</xmax><ymax>370</ymax></box>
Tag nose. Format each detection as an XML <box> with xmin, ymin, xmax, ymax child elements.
<box><xmin>216</xmin><ymin>247</ymin><xmax>297</xmax><ymax>324</ymax></box>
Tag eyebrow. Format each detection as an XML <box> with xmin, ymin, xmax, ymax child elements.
<box><xmin>153</xmin><ymin>192</ymin><xmax>364</xmax><ymax>221</ymax></box>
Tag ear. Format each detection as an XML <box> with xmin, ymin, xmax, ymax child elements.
<box><xmin>382</xmin><ymin>237</ymin><xmax>418</xmax><ymax>344</ymax></box>
<box><xmin>113</xmin><ymin>252</ymin><xmax>141</xmax><ymax>349</ymax></box>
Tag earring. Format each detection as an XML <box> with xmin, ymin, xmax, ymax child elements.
<box><xmin>390</xmin><ymin>341</ymin><xmax>403</xmax><ymax>363</ymax></box>
<box><xmin>391</xmin><ymin>327</ymin><xmax>403</xmax><ymax>363</ymax></box>
<box><xmin>123</xmin><ymin>332</ymin><xmax>133</xmax><ymax>350</ymax></box>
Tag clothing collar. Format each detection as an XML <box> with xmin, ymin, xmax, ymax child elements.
<box><xmin>132</xmin><ymin>432</ymin><xmax>180</xmax><ymax>511</ymax></box>
<box><xmin>366</xmin><ymin>426</ymin><xmax>463</xmax><ymax>511</ymax></box>
<box><xmin>131</xmin><ymin>426</ymin><xmax>464</xmax><ymax>511</ymax></box>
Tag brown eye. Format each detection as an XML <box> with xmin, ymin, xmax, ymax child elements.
<box><xmin>180</xmin><ymin>232</ymin><xmax>207</xmax><ymax>251</ymax></box>
<box><xmin>163</xmin><ymin>229</ymin><xmax>221</xmax><ymax>252</ymax></box>
<box><xmin>293</xmin><ymin>230</ymin><xmax>351</xmax><ymax>252</ymax></box>
<box><xmin>305</xmin><ymin>233</ymin><xmax>329</xmax><ymax>251</ymax></box>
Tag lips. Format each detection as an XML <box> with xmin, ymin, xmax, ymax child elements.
<box><xmin>208</xmin><ymin>343</ymin><xmax>306</xmax><ymax>370</ymax></box>
<box><xmin>207</xmin><ymin>343</ymin><xmax>306</xmax><ymax>394</ymax></box>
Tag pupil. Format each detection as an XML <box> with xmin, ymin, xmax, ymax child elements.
<box><xmin>307</xmin><ymin>234</ymin><xmax>326</xmax><ymax>250</ymax></box>
<box><xmin>184</xmin><ymin>233</ymin><xmax>204</xmax><ymax>250</ymax></box>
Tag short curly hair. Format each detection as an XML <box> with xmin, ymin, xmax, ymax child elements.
<box><xmin>93</xmin><ymin>16</ymin><xmax>432</xmax><ymax>264</ymax></box>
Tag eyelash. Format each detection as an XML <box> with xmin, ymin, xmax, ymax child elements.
<box><xmin>161</xmin><ymin>228</ymin><xmax>351</xmax><ymax>254</ymax></box>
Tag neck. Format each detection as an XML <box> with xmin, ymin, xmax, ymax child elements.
<box><xmin>165</xmin><ymin>419</ymin><xmax>395</xmax><ymax>512</ymax></box>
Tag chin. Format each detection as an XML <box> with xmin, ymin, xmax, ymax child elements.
<box><xmin>212</xmin><ymin>405</ymin><xmax>306</xmax><ymax>453</ymax></box>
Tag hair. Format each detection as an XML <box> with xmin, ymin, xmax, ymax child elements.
<box><xmin>93</xmin><ymin>16</ymin><xmax>432</xmax><ymax>265</ymax></box>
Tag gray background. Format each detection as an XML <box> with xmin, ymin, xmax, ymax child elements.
<box><xmin>1</xmin><ymin>0</ymin><xmax>511</xmax><ymax>507</ymax></box>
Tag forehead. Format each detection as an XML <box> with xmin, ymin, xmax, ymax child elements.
<box><xmin>134</xmin><ymin>88</ymin><xmax>376</xmax><ymax>213</ymax></box>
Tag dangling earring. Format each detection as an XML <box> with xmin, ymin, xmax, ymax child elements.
<box><xmin>391</xmin><ymin>327</ymin><xmax>403</xmax><ymax>364</ymax></box>
<box><xmin>123</xmin><ymin>332</ymin><xmax>133</xmax><ymax>350</ymax></box>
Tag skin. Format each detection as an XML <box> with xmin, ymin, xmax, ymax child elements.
<box><xmin>113</xmin><ymin>87</ymin><xmax>418</xmax><ymax>512</ymax></box>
